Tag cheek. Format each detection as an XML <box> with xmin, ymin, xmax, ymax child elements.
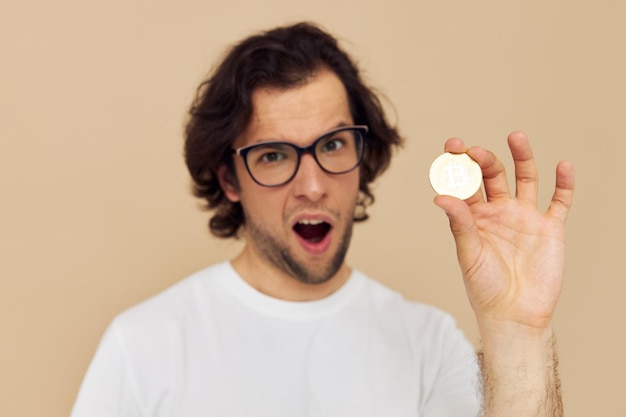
<box><xmin>328</xmin><ymin>171</ymin><xmax>361</xmax><ymax>213</ymax></box>
<box><xmin>238</xmin><ymin>183</ymin><xmax>289</xmax><ymax>224</ymax></box>
<box><xmin>344</xmin><ymin>171</ymin><xmax>361</xmax><ymax>200</ymax></box>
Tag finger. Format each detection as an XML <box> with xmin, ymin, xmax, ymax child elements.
<box><xmin>433</xmin><ymin>194</ymin><xmax>482</xmax><ymax>273</ymax></box>
<box><xmin>466</xmin><ymin>146</ymin><xmax>510</xmax><ymax>202</ymax></box>
<box><xmin>508</xmin><ymin>131</ymin><xmax>538</xmax><ymax>205</ymax></box>
<box><xmin>548</xmin><ymin>160</ymin><xmax>575</xmax><ymax>222</ymax></box>
<box><xmin>443</xmin><ymin>137</ymin><xmax>467</xmax><ymax>153</ymax></box>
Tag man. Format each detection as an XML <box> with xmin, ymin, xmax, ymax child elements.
<box><xmin>71</xmin><ymin>22</ymin><xmax>574</xmax><ymax>417</ymax></box>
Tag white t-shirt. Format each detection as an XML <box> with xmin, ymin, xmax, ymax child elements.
<box><xmin>71</xmin><ymin>262</ymin><xmax>480</xmax><ymax>417</ymax></box>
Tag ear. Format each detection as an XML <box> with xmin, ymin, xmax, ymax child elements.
<box><xmin>217</xmin><ymin>164</ymin><xmax>241</xmax><ymax>202</ymax></box>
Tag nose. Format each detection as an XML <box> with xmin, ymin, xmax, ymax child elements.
<box><xmin>290</xmin><ymin>153</ymin><xmax>328</xmax><ymax>202</ymax></box>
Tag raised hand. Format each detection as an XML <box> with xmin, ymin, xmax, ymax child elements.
<box><xmin>433</xmin><ymin>131</ymin><xmax>575</xmax><ymax>331</ymax></box>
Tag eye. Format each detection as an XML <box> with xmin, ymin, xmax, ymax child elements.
<box><xmin>320</xmin><ymin>137</ymin><xmax>345</xmax><ymax>153</ymax></box>
<box><xmin>248</xmin><ymin>143</ymin><xmax>293</xmax><ymax>167</ymax></box>
<box><xmin>259</xmin><ymin>151</ymin><xmax>287</xmax><ymax>163</ymax></box>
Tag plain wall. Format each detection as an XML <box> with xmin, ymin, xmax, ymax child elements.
<box><xmin>1</xmin><ymin>1</ymin><xmax>623</xmax><ymax>415</ymax></box>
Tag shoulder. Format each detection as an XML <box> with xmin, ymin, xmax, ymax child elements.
<box><xmin>353</xmin><ymin>270</ymin><xmax>473</xmax><ymax>360</ymax></box>
<box><xmin>111</xmin><ymin>261</ymin><xmax>232</xmax><ymax>335</ymax></box>
<box><xmin>356</xmin><ymin>270</ymin><xmax>459</xmax><ymax>329</ymax></box>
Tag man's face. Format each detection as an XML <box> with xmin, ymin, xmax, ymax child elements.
<box><xmin>223</xmin><ymin>69</ymin><xmax>360</xmax><ymax>286</ymax></box>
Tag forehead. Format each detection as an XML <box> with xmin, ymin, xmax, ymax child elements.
<box><xmin>240</xmin><ymin>69</ymin><xmax>353</xmax><ymax>146</ymax></box>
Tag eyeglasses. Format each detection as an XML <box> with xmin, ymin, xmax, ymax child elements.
<box><xmin>232</xmin><ymin>125</ymin><xmax>368</xmax><ymax>187</ymax></box>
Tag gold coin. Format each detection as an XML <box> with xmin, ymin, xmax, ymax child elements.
<box><xmin>429</xmin><ymin>152</ymin><xmax>482</xmax><ymax>199</ymax></box>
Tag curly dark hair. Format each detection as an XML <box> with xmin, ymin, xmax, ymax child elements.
<box><xmin>184</xmin><ymin>22</ymin><xmax>403</xmax><ymax>238</ymax></box>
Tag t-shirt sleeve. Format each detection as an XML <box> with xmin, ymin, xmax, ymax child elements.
<box><xmin>70</xmin><ymin>320</ymin><xmax>142</xmax><ymax>417</ymax></box>
<box><xmin>419</xmin><ymin>312</ymin><xmax>482</xmax><ymax>417</ymax></box>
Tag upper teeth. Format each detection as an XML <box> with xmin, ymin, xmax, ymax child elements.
<box><xmin>298</xmin><ymin>219</ymin><xmax>324</xmax><ymax>225</ymax></box>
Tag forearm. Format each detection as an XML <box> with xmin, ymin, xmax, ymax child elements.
<box><xmin>477</xmin><ymin>322</ymin><xmax>563</xmax><ymax>417</ymax></box>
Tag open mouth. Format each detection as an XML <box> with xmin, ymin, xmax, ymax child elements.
<box><xmin>293</xmin><ymin>219</ymin><xmax>332</xmax><ymax>244</ymax></box>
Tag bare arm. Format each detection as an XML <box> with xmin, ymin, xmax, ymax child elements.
<box><xmin>434</xmin><ymin>132</ymin><xmax>574</xmax><ymax>416</ymax></box>
<box><xmin>477</xmin><ymin>325</ymin><xmax>562</xmax><ymax>416</ymax></box>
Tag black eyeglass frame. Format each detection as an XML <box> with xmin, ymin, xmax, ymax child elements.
<box><xmin>231</xmin><ymin>125</ymin><xmax>369</xmax><ymax>188</ymax></box>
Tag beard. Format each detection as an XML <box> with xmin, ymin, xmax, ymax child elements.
<box><xmin>243</xmin><ymin>210</ymin><xmax>353</xmax><ymax>285</ymax></box>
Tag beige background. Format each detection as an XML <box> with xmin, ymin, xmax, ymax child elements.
<box><xmin>1</xmin><ymin>0</ymin><xmax>623</xmax><ymax>416</ymax></box>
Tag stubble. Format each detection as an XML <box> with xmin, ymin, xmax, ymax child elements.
<box><xmin>244</xmin><ymin>209</ymin><xmax>353</xmax><ymax>285</ymax></box>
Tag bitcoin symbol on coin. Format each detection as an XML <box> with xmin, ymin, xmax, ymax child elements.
<box><xmin>444</xmin><ymin>160</ymin><xmax>469</xmax><ymax>190</ymax></box>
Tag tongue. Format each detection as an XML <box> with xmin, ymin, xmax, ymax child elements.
<box><xmin>294</xmin><ymin>223</ymin><xmax>331</xmax><ymax>243</ymax></box>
